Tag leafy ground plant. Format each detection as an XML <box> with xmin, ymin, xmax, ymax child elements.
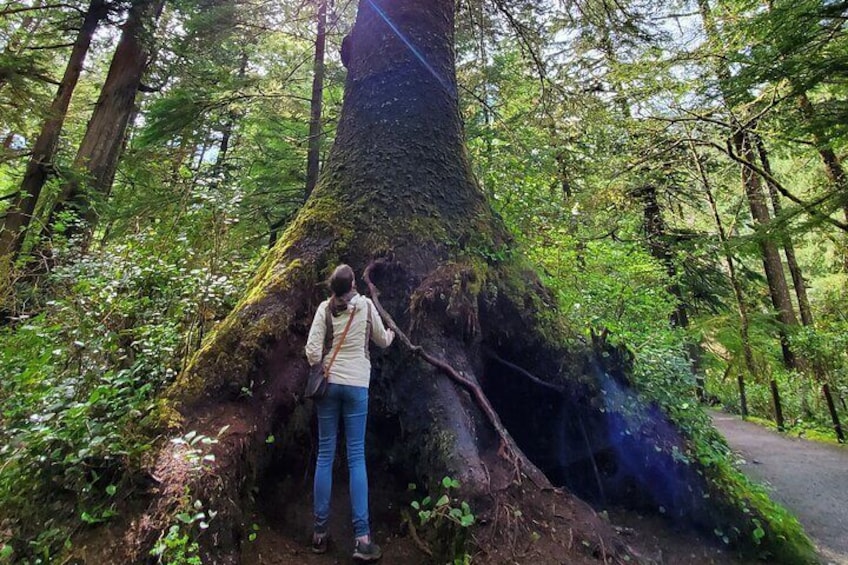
<box><xmin>408</xmin><ymin>476</ymin><xmax>475</xmax><ymax>563</ymax></box>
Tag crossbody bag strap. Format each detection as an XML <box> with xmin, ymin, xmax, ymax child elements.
<box><xmin>324</xmin><ymin>306</ymin><xmax>356</xmax><ymax>380</ymax></box>
<box><xmin>364</xmin><ymin>301</ymin><xmax>372</xmax><ymax>360</ymax></box>
<box><xmin>322</xmin><ymin>303</ymin><xmax>333</xmax><ymax>355</ymax></box>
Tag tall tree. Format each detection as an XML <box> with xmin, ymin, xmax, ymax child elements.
<box><xmin>795</xmin><ymin>92</ymin><xmax>848</xmax><ymax>269</ymax></box>
<box><xmin>0</xmin><ymin>0</ymin><xmax>109</xmax><ymax>260</ymax></box>
<box><xmin>691</xmin><ymin>141</ymin><xmax>756</xmax><ymax>416</ymax></box>
<box><xmin>48</xmin><ymin>0</ymin><xmax>165</xmax><ymax>241</ymax></box>
<box><xmin>697</xmin><ymin>0</ymin><xmax>801</xmax><ymax>370</ymax></box>
<box><xmin>105</xmin><ymin>1</ymin><xmax>813</xmax><ymax>562</ymax></box>
<box><xmin>755</xmin><ymin>137</ymin><xmax>814</xmax><ymax>326</ymax></box>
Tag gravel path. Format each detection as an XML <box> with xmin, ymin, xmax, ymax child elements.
<box><xmin>710</xmin><ymin>411</ymin><xmax>848</xmax><ymax>565</ymax></box>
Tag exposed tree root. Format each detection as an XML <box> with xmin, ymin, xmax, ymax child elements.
<box><xmin>364</xmin><ymin>258</ymin><xmax>549</xmax><ymax>489</ymax></box>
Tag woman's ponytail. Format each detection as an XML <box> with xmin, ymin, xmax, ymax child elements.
<box><xmin>328</xmin><ymin>264</ymin><xmax>355</xmax><ymax>316</ymax></box>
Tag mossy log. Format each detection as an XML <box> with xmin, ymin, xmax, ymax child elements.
<box><xmin>109</xmin><ymin>1</ymin><xmax>816</xmax><ymax>563</ymax></box>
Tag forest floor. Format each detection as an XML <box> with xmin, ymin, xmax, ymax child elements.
<box><xmin>242</xmin><ymin>412</ymin><xmax>848</xmax><ymax>565</ymax></box>
<box><xmin>243</xmin><ymin>455</ymin><xmax>747</xmax><ymax>565</ymax></box>
<box><xmin>242</xmin><ymin>474</ymin><xmax>748</xmax><ymax>565</ymax></box>
<box><xmin>710</xmin><ymin>410</ymin><xmax>848</xmax><ymax>565</ymax></box>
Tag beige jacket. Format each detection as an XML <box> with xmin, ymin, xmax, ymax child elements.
<box><xmin>305</xmin><ymin>293</ymin><xmax>394</xmax><ymax>388</ymax></box>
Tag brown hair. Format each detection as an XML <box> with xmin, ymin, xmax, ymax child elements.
<box><xmin>328</xmin><ymin>264</ymin><xmax>355</xmax><ymax>316</ymax></box>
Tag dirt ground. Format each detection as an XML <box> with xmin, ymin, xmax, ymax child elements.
<box><xmin>710</xmin><ymin>411</ymin><xmax>848</xmax><ymax>565</ymax></box>
<box><xmin>242</xmin><ymin>465</ymin><xmax>749</xmax><ymax>565</ymax></box>
<box><xmin>244</xmin><ymin>410</ymin><xmax>848</xmax><ymax>564</ymax></box>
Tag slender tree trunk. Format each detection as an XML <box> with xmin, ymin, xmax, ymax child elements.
<box><xmin>698</xmin><ymin>0</ymin><xmax>800</xmax><ymax>370</ymax></box>
<box><xmin>634</xmin><ymin>184</ymin><xmax>690</xmax><ymax>329</ymax></box>
<box><xmin>304</xmin><ymin>0</ymin><xmax>328</xmax><ymax>200</ymax></box>
<box><xmin>735</xmin><ymin>131</ymin><xmax>800</xmax><ymax>370</ymax></box>
<box><xmin>823</xmin><ymin>384</ymin><xmax>845</xmax><ymax>443</ymax></box>
<box><xmin>210</xmin><ymin>52</ymin><xmax>248</xmax><ymax>188</ymax></box>
<box><xmin>755</xmin><ymin>136</ymin><xmax>814</xmax><ymax>326</ymax></box>
<box><xmin>0</xmin><ymin>2</ymin><xmax>47</xmax><ymax>91</ymax></box>
<box><xmin>0</xmin><ymin>0</ymin><xmax>108</xmax><ymax>260</ymax></box>
<box><xmin>796</xmin><ymin>92</ymin><xmax>848</xmax><ymax>271</ymax></box>
<box><xmin>692</xmin><ymin>142</ymin><xmax>758</xmax><ymax>404</ymax></box>
<box><xmin>48</xmin><ymin>0</ymin><xmax>165</xmax><ymax>241</ymax></box>
<box><xmin>478</xmin><ymin>3</ymin><xmax>493</xmax><ymax>197</ymax></box>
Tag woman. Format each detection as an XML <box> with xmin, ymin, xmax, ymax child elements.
<box><xmin>304</xmin><ymin>264</ymin><xmax>395</xmax><ymax>561</ymax></box>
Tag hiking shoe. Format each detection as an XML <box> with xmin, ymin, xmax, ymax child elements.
<box><xmin>352</xmin><ymin>539</ymin><xmax>382</xmax><ymax>562</ymax></box>
<box><xmin>311</xmin><ymin>532</ymin><xmax>328</xmax><ymax>554</ymax></box>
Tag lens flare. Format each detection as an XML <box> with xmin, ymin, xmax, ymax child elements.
<box><xmin>365</xmin><ymin>0</ymin><xmax>456</xmax><ymax>97</ymax></box>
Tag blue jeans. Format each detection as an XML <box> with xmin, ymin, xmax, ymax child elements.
<box><xmin>313</xmin><ymin>383</ymin><xmax>370</xmax><ymax>538</ymax></box>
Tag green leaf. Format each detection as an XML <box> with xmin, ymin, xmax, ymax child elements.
<box><xmin>436</xmin><ymin>495</ymin><xmax>450</xmax><ymax>507</ymax></box>
<box><xmin>106</xmin><ymin>484</ymin><xmax>117</xmax><ymax>496</ymax></box>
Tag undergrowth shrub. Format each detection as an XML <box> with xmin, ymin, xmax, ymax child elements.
<box><xmin>0</xmin><ymin>233</ymin><xmax>256</xmax><ymax>562</ymax></box>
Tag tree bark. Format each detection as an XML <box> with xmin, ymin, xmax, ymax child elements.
<box><xmin>0</xmin><ymin>0</ymin><xmax>108</xmax><ymax>260</ymax></box>
<box><xmin>48</xmin><ymin>0</ymin><xmax>164</xmax><ymax>242</ymax></box>
<box><xmin>106</xmin><ymin>2</ymin><xmax>816</xmax><ymax>563</ymax></box>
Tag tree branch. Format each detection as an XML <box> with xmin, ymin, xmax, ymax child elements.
<box><xmin>0</xmin><ymin>3</ymin><xmax>82</xmax><ymax>17</ymax></box>
<box><xmin>718</xmin><ymin>138</ymin><xmax>848</xmax><ymax>232</ymax></box>
<box><xmin>24</xmin><ymin>42</ymin><xmax>76</xmax><ymax>51</ymax></box>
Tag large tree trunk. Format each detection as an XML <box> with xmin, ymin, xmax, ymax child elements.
<box><xmin>0</xmin><ymin>0</ymin><xmax>108</xmax><ymax>260</ymax></box>
<box><xmin>48</xmin><ymin>0</ymin><xmax>164</xmax><ymax>242</ymax></box>
<box><xmin>105</xmin><ymin>1</ymin><xmax>814</xmax><ymax>563</ymax></box>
